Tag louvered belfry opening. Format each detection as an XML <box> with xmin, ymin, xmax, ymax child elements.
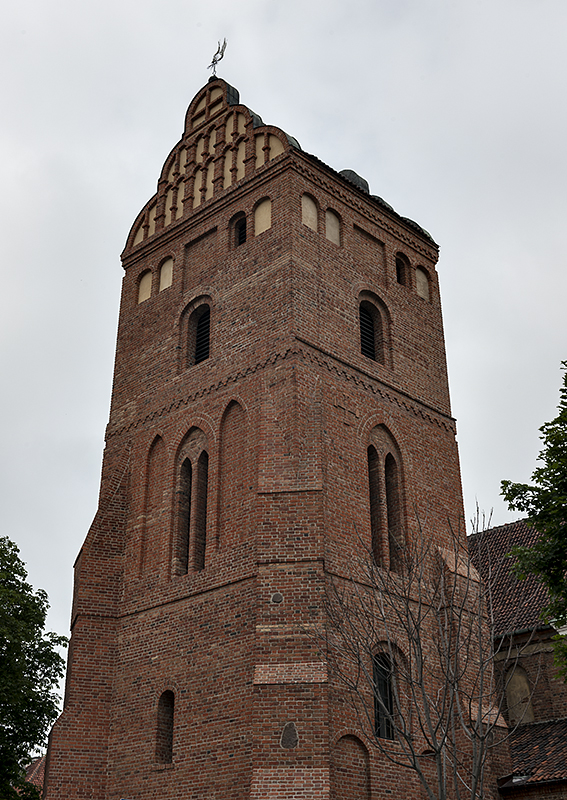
<box><xmin>235</xmin><ymin>218</ymin><xmax>247</xmax><ymax>246</ymax></box>
<box><xmin>359</xmin><ymin>304</ymin><xmax>376</xmax><ymax>360</ymax></box>
<box><xmin>194</xmin><ymin>307</ymin><xmax>210</xmax><ymax>364</ymax></box>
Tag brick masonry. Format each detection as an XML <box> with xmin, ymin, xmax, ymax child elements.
<box><xmin>44</xmin><ymin>77</ymin><xmax>485</xmax><ymax>799</ymax></box>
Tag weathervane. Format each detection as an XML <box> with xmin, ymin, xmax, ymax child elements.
<box><xmin>208</xmin><ymin>39</ymin><xmax>227</xmax><ymax>77</ymax></box>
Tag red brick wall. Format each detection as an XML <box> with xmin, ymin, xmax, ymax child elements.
<box><xmin>45</xmin><ymin>78</ymin><xmax>482</xmax><ymax>800</ymax></box>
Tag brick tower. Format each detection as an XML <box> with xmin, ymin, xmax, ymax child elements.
<box><xmin>44</xmin><ymin>78</ymin><xmax>468</xmax><ymax>799</ymax></box>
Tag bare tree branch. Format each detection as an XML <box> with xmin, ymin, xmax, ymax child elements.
<box><xmin>315</xmin><ymin>512</ymin><xmax>539</xmax><ymax>800</ymax></box>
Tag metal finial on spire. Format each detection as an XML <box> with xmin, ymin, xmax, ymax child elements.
<box><xmin>208</xmin><ymin>39</ymin><xmax>227</xmax><ymax>77</ymax></box>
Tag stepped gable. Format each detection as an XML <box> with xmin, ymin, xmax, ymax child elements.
<box><xmin>125</xmin><ymin>77</ymin><xmax>300</xmax><ymax>252</ymax></box>
<box><xmin>124</xmin><ymin>77</ymin><xmax>437</xmax><ymax>258</ymax></box>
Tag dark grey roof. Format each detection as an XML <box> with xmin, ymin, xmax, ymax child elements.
<box><xmin>339</xmin><ymin>169</ymin><xmax>370</xmax><ymax>194</ymax></box>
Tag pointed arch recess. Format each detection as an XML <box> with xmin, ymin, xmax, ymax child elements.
<box><xmin>331</xmin><ymin>735</ymin><xmax>370</xmax><ymax>800</ymax></box>
<box><xmin>155</xmin><ymin>690</ymin><xmax>174</xmax><ymax>763</ymax></box>
<box><xmin>174</xmin><ymin>427</ymin><xmax>209</xmax><ymax>574</ymax></box>
<box><xmin>367</xmin><ymin>425</ymin><xmax>405</xmax><ymax>572</ymax></box>
<box><xmin>141</xmin><ymin>436</ymin><xmax>168</xmax><ymax>576</ymax></box>
<box><xmin>218</xmin><ymin>401</ymin><xmax>250</xmax><ymax>548</ymax></box>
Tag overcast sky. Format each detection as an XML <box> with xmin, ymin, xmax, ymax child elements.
<box><xmin>1</xmin><ymin>0</ymin><xmax>566</xmax><ymax>648</ymax></box>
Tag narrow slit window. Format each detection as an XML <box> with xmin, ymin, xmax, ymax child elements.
<box><xmin>178</xmin><ymin>459</ymin><xmax>192</xmax><ymax>574</ymax></box>
<box><xmin>367</xmin><ymin>446</ymin><xmax>382</xmax><ymax>566</ymax></box>
<box><xmin>235</xmin><ymin>217</ymin><xmax>247</xmax><ymax>246</ymax></box>
<box><xmin>385</xmin><ymin>454</ymin><xmax>403</xmax><ymax>573</ymax></box>
<box><xmin>156</xmin><ymin>690</ymin><xmax>174</xmax><ymax>763</ymax></box>
<box><xmin>194</xmin><ymin>307</ymin><xmax>210</xmax><ymax>364</ymax></box>
<box><xmin>396</xmin><ymin>256</ymin><xmax>407</xmax><ymax>285</ymax></box>
<box><xmin>193</xmin><ymin>451</ymin><xmax>208</xmax><ymax>571</ymax></box>
<box><xmin>373</xmin><ymin>655</ymin><xmax>394</xmax><ymax>740</ymax></box>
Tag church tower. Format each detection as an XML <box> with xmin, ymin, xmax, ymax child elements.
<box><xmin>44</xmin><ymin>78</ymin><xmax>468</xmax><ymax>799</ymax></box>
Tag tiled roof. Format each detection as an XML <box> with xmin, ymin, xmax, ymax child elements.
<box><xmin>467</xmin><ymin>519</ymin><xmax>550</xmax><ymax>636</ymax></box>
<box><xmin>24</xmin><ymin>754</ymin><xmax>46</xmax><ymax>790</ymax></box>
<box><xmin>499</xmin><ymin>718</ymin><xmax>567</xmax><ymax>787</ymax></box>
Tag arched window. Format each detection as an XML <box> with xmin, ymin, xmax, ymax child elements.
<box><xmin>219</xmin><ymin>401</ymin><xmax>250</xmax><ymax>547</ymax></box>
<box><xmin>332</xmin><ymin>735</ymin><xmax>370</xmax><ymax>799</ymax></box>
<box><xmin>505</xmin><ymin>666</ymin><xmax>535</xmax><ymax>726</ymax></box>
<box><xmin>193</xmin><ymin>451</ymin><xmax>208</xmax><ymax>571</ymax></box>
<box><xmin>235</xmin><ymin>216</ymin><xmax>247</xmax><ymax>246</ymax></box>
<box><xmin>183</xmin><ymin>301</ymin><xmax>212</xmax><ymax>371</ymax></box>
<box><xmin>367</xmin><ymin>427</ymin><xmax>405</xmax><ymax>572</ymax></box>
<box><xmin>359</xmin><ymin>298</ymin><xmax>387</xmax><ymax>365</ymax></box>
<box><xmin>138</xmin><ymin>270</ymin><xmax>152</xmax><ymax>304</ymax></box>
<box><xmin>193</xmin><ymin>306</ymin><xmax>210</xmax><ymax>364</ymax></box>
<box><xmin>156</xmin><ymin>690</ymin><xmax>174</xmax><ymax>763</ymax></box>
<box><xmin>395</xmin><ymin>254</ymin><xmax>409</xmax><ymax>286</ymax></box>
<box><xmin>416</xmin><ymin>267</ymin><xmax>430</xmax><ymax>301</ymax></box>
<box><xmin>359</xmin><ymin>304</ymin><xmax>376</xmax><ymax>360</ymax></box>
<box><xmin>178</xmin><ymin>459</ymin><xmax>192</xmax><ymax>574</ymax></box>
<box><xmin>301</xmin><ymin>194</ymin><xmax>318</xmax><ymax>231</ymax></box>
<box><xmin>385</xmin><ymin>454</ymin><xmax>403</xmax><ymax>573</ymax></box>
<box><xmin>254</xmin><ymin>198</ymin><xmax>272</xmax><ymax>236</ymax></box>
<box><xmin>325</xmin><ymin>209</ymin><xmax>341</xmax><ymax>246</ymax></box>
<box><xmin>367</xmin><ymin>446</ymin><xmax>382</xmax><ymax>566</ymax></box>
<box><xmin>175</xmin><ymin>428</ymin><xmax>209</xmax><ymax>575</ymax></box>
<box><xmin>159</xmin><ymin>258</ymin><xmax>173</xmax><ymax>292</ymax></box>
<box><xmin>141</xmin><ymin>436</ymin><xmax>167</xmax><ymax>576</ymax></box>
<box><xmin>373</xmin><ymin>654</ymin><xmax>394</xmax><ymax>740</ymax></box>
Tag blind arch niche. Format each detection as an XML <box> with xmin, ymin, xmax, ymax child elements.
<box><xmin>367</xmin><ymin>425</ymin><xmax>405</xmax><ymax>572</ymax></box>
<box><xmin>174</xmin><ymin>427</ymin><xmax>210</xmax><ymax>574</ymax></box>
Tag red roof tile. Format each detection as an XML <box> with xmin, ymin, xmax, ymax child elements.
<box><xmin>468</xmin><ymin>519</ymin><xmax>551</xmax><ymax>636</ymax></box>
<box><xmin>24</xmin><ymin>755</ymin><xmax>46</xmax><ymax>790</ymax></box>
<box><xmin>502</xmin><ymin>718</ymin><xmax>567</xmax><ymax>785</ymax></box>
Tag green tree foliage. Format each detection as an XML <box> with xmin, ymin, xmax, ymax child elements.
<box><xmin>0</xmin><ymin>536</ymin><xmax>67</xmax><ymax>798</ymax></box>
<box><xmin>501</xmin><ymin>361</ymin><xmax>567</xmax><ymax>677</ymax></box>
